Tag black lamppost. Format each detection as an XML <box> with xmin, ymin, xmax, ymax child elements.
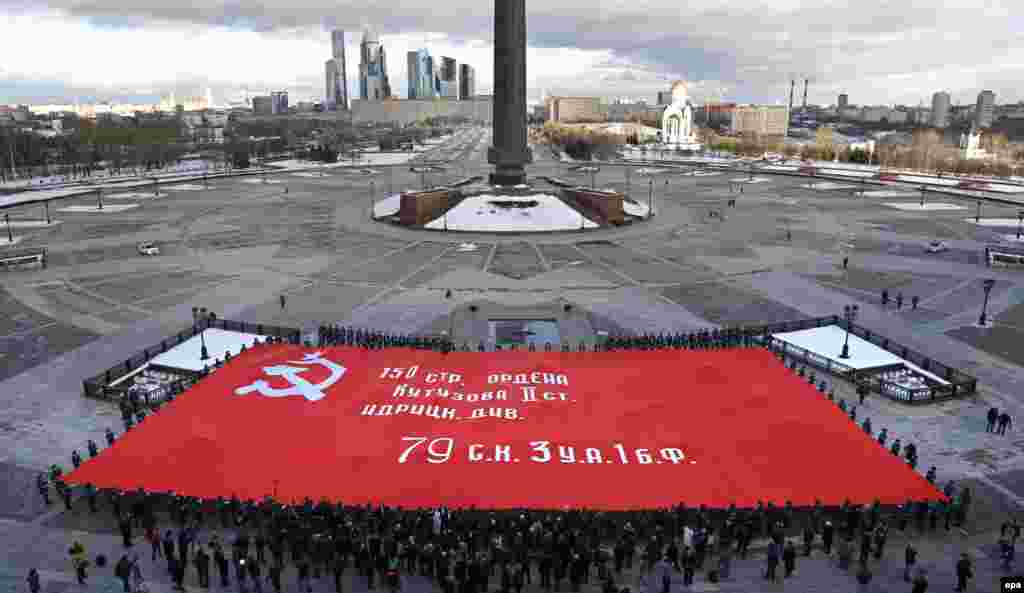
<box><xmin>1017</xmin><ymin>211</ymin><xmax>1023</xmax><ymax>240</ymax></box>
<box><xmin>839</xmin><ymin>304</ymin><xmax>859</xmax><ymax>359</ymax></box>
<box><xmin>979</xmin><ymin>278</ymin><xmax>996</xmax><ymax>326</ymax></box>
<box><xmin>199</xmin><ymin>307</ymin><xmax>210</xmax><ymax>360</ymax></box>
<box><xmin>976</xmin><ymin>200</ymin><xmax>982</xmax><ymax>223</ymax></box>
<box><xmin>4</xmin><ymin>213</ymin><xmax>11</xmax><ymax>243</ymax></box>
<box><xmin>648</xmin><ymin>178</ymin><xmax>654</xmax><ymax>219</ymax></box>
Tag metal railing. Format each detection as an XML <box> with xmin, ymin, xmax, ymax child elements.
<box><xmin>82</xmin><ymin>319</ymin><xmax>301</xmax><ymax>400</ymax></box>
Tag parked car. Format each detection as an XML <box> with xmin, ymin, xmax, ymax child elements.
<box><xmin>926</xmin><ymin>240</ymin><xmax>949</xmax><ymax>253</ymax></box>
<box><xmin>137</xmin><ymin>242</ymin><xmax>160</xmax><ymax>256</ymax></box>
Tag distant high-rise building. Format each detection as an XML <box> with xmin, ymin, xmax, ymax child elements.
<box><xmin>359</xmin><ymin>27</ymin><xmax>391</xmax><ymax>100</ymax></box>
<box><xmin>459</xmin><ymin>64</ymin><xmax>476</xmax><ymax>100</ymax></box>
<box><xmin>838</xmin><ymin>94</ymin><xmax>848</xmax><ymax>109</ymax></box>
<box><xmin>325</xmin><ymin>30</ymin><xmax>348</xmax><ymax>109</ymax></box>
<box><xmin>975</xmin><ymin>90</ymin><xmax>995</xmax><ymax>128</ymax></box>
<box><xmin>270</xmin><ymin>91</ymin><xmax>289</xmax><ymax>115</ymax></box>
<box><xmin>407</xmin><ymin>49</ymin><xmax>435</xmax><ymax>99</ymax></box>
<box><xmin>440</xmin><ymin>57</ymin><xmax>458</xmax><ymax>99</ymax></box>
<box><xmin>930</xmin><ymin>91</ymin><xmax>951</xmax><ymax>128</ymax></box>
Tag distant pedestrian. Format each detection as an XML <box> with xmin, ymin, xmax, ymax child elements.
<box><xmin>912</xmin><ymin>295</ymin><xmax>919</xmax><ymax>309</ymax></box>
<box><xmin>882</xmin><ymin>289</ymin><xmax>889</xmax><ymax>305</ymax></box>
<box><xmin>911</xmin><ymin>568</ymin><xmax>929</xmax><ymax>593</ymax></box>
<box><xmin>782</xmin><ymin>541</ymin><xmax>796</xmax><ymax>577</ymax></box>
<box><xmin>764</xmin><ymin>541</ymin><xmax>779</xmax><ymax>582</ymax></box>
<box><xmin>904</xmin><ymin>543</ymin><xmax>917</xmax><ymax>582</ymax></box>
<box><xmin>280</xmin><ymin>294</ymin><xmax>286</xmax><ymax>310</ymax></box>
<box><xmin>954</xmin><ymin>553</ymin><xmax>972</xmax><ymax>592</ymax></box>
<box><xmin>999</xmin><ymin>412</ymin><xmax>1012</xmax><ymax>435</ymax></box>
<box><xmin>842</xmin><ymin>256</ymin><xmax>849</xmax><ymax>269</ymax></box>
<box><xmin>897</xmin><ymin>293</ymin><xmax>904</xmax><ymax>309</ymax></box>
<box><xmin>26</xmin><ymin>569</ymin><xmax>41</xmax><ymax>593</ymax></box>
<box><xmin>988</xmin><ymin>407</ymin><xmax>1000</xmax><ymax>432</ymax></box>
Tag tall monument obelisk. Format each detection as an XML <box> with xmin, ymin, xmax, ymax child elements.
<box><xmin>487</xmin><ymin>0</ymin><xmax>532</xmax><ymax>186</ymax></box>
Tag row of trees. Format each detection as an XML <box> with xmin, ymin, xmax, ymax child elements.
<box><xmin>532</xmin><ymin>123</ymin><xmax>624</xmax><ymax>161</ymax></box>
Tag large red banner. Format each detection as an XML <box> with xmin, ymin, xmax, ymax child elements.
<box><xmin>67</xmin><ymin>345</ymin><xmax>944</xmax><ymax>510</ymax></box>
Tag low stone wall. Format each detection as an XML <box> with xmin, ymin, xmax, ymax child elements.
<box><xmin>560</xmin><ymin>188</ymin><xmax>625</xmax><ymax>225</ymax></box>
<box><xmin>399</xmin><ymin>189</ymin><xmax>454</xmax><ymax>226</ymax></box>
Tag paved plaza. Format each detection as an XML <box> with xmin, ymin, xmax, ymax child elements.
<box><xmin>3</xmin><ymin>126</ymin><xmax>1024</xmax><ymax>591</ymax></box>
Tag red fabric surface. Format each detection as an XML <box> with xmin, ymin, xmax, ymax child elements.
<box><xmin>66</xmin><ymin>345</ymin><xmax>945</xmax><ymax>509</ymax></box>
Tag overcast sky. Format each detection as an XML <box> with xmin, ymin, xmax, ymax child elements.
<box><xmin>1</xmin><ymin>0</ymin><xmax>1022</xmax><ymax>107</ymax></box>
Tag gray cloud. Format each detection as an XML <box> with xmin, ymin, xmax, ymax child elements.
<box><xmin>2</xmin><ymin>0</ymin><xmax>1022</xmax><ymax>105</ymax></box>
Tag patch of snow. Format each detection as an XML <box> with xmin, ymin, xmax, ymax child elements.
<box><xmin>164</xmin><ymin>184</ymin><xmax>207</xmax><ymax>190</ymax></box>
<box><xmin>986</xmin><ymin>184</ymin><xmax>1024</xmax><ymax>194</ymax></box>
<box><xmin>424</xmin><ymin>194</ymin><xmax>599</xmax><ymax>232</ymax></box>
<box><xmin>241</xmin><ymin>178</ymin><xmax>283</xmax><ymax>184</ymax></box>
<box><xmin>372</xmin><ymin>194</ymin><xmax>402</xmax><ymax>218</ymax></box>
<box><xmin>456</xmin><ymin>242</ymin><xmax>479</xmax><ymax>252</ymax></box>
<box><xmin>291</xmin><ymin>172</ymin><xmax>330</xmax><ymax>178</ymax></box>
<box><xmin>965</xmin><ymin>218</ymin><xmax>1024</xmax><ymax>227</ymax></box>
<box><xmin>58</xmin><ymin>204</ymin><xmax>139</xmax><ymax>213</ymax></box>
<box><xmin>1000</xmin><ymin>235</ymin><xmax>1024</xmax><ymax>243</ymax></box>
<box><xmin>858</xmin><ymin>190</ymin><xmax>921</xmax><ymax>198</ymax></box>
<box><xmin>635</xmin><ymin>168</ymin><xmax>668</xmax><ymax>176</ymax></box>
<box><xmin>897</xmin><ymin>174</ymin><xmax>959</xmax><ymax>186</ymax></box>
<box><xmin>731</xmin><ymin>177</ymin><xmax>771</xmax><ymax>184</ymax></box>
<box><xmin>0</xmin><ymin>220</ymin><xmax>61</xmax><ymax>228</ymax></box>
<box><xmin>883</xmin><ymin>202</ymin><xmax>965</xmax><ymax>211</ymax></box>
<box><xmin>107</xmin><ymin>192</ymin><xmax>161</xmax><ymax>199</ymax></box>
<box><xmin>806</xmin><ymin>182</ymin><xmax>858</xmax><ymax>190</ymax></box>
<box><xmin>0</xmin><ymin>236</ymin><xmax>25</xmax><ymax>246</ymax></box>
<box><xmin>514</xmin><ymin>184</ymin><xmax>530</xmax><ymax>189</ymax></box>
<box><xmin>623</xmin><ymin>199</ymin><xmax>650</xmax><ymax>217</ymax></box>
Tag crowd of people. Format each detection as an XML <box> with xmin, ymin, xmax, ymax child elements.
<box><xmin>39</xmin><ymin>325</ymin><xmax>1004</xmax><ymax>593</ymax></box>
<box><xmin>316</xmin><ymin>324</ymin><xmax>770</xmax><ymax>352</ymax></box>
<box><xmin>31</xmin><ymin>479</ymin><xmax>1002</xmax><ymax>593</ymax></box>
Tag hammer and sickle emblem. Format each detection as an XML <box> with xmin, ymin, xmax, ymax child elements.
<box><xmin>234</xmin><ymin>352</ymin><xmax>347</xmax><ymax>402</ymax></box>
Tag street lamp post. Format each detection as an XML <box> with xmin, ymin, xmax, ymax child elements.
<box><xmin>198</xmin><ymin>307</ymin><xmax>210</xmax><ymax>360</ymax></box>
<box><xmin>979</xmin><ymin>278</ymin><xmax>996</xmax><ymax>326</ymax></box>
<box><xmin>648</xmin><ymin>179</ymin><xmax>653</xmax><ymax>219</ymax></box>
<box><xmin>97</xmin><ymin>188</ymin><xmax>103</xmax><ymax>211</ymax></box>
<box><xmin>919</xmin><ymin>186</ymin><xmax>925</xmax><ymax>208</ymax></box>
<box><xmin>370</xmin><ymin>180</ymin><xmax>376</xmax><ymax>221</ymax></box>
<box><xmin>976</xmin><ymin>200</ymin><xmax>982</xmax><ymax>223</ymax></box>
<box><xmin>1017</xmin><ymin>211</ymin><xmax>1023</xmax><ymax>240</ymax></box>
<box><xmin>4</xmin><ymin>213</ymin><xmax>11</xmax><ymax>243</ymax></box>
<box><xmin>839</xmin><ymin>304</ymin><xmax>859</xmax><ymax>359</ymax></box>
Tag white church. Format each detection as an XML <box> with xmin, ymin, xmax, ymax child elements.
<box><xmin>660</xmin><ymin>80</ymin><xmax>702</xmax><ymax>151</ymax></box>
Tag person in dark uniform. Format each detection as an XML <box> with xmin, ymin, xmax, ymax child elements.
<box><xmin>954</xmin><ymin>553</ymin><xmax>972</xmax><ymax>592</ymax></box>
<box><xmin>37</xmin><ymin>473</ymin><xmax>50</xmax><ymax>505</ymax></box>
<box><xmin>71</xmin><ymin>450</ymin><xmax>82</xmax><ymax>469</ymax></box>
<box><xmin>877</xmin><ymin>428</ymin><xmax>888</xmax><ymax>446</ymax></box>
<box><xmin>58</xmin><ymin>480</ymin><xmax>72</xmax><ymax>511</ymax></box>
<box><xmin>882</xmin><ymin>289</ymin><xmax>889</xmax><ymax>305</ymax></box>
<box><xmin>822</xmin><ymin>521</ymin><xmax>834</xmax><ymax>555</ymax></box>
<box><xmin>87</xmin><ymin>439</ymin><xmax>99</xmax><ymax>458</ymax></box>
<box><xmin>926</xmin><ymin>467</ymin><xmax>937</xmax><ymax>483</ymax></box>
<box><xmin>999</xmin><ymin>412</ymin><xmax>1013</xmax><ymax>435</ymax></box>
<box><xmin>896</xmin><ymin>293</ymin><xmax>904</xmax><ymax>309</ymax></box>
<box><xmin>106</xmin><ymin>428</ymin><xmax>116</xmax><ymax>446</ymax></box>
<box><xmin>84</xmin><ymin>484</ymin><xmax>97</xmax><ymax>513</ymax></box>
<box><xmin>911</xmin><ymin>295</ymin><xmax>919</xmax><ymax>309</ymax></box>
<box><xmin>988</xmin><ymin>407</ymin><xmax>1000</xmax><ymax>432</ymax></box>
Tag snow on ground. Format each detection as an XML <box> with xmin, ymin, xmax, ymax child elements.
<box><xmin>965</xmin><ymin>218</ymin><xmax>1024</xmax><ymax>227</ymax></box>
<box><xmin>731</xmin><ymin>177</ymin><xmax>772</xmax><ymax>184</ymax></box>
<box><xmin>824</xmin><ymin>169</ymin><xmax>875</xmax><ymax>178</ymax></box>
<box><xmin>859</xmin><ymin>190</ymin><xmax>921</xmax><ymax>198</ymax></box>
<box><xmin>806</xmin><ymin>182</ymin><xmax>858</xmax><ymax>190</ymax></box>
<box><xmin>762</xmin><ymin>165</ymin><xmax>798</xmax><ymax>172</ymax></box>
<box><xmin>0</xmin><ymin>236</ymin><xmax>25</xmax><ymax>246</ymax></box>
<box><xmin>424</xmin><ymin>194</ymin><xmax>599</xmax><ymax>232</ymax></box>
<box><xmin>897</xmin><ymin>174</ymin><xmax>959</xmax><ymax>186</ymax></box>
<box><xmin>883</xmin><ymin>202</ymin><xmax>966</xmax><ymax>211</ymax></box>
<box><xmin>1000</xmin><ymin>235</ymin><xmax>1024</xmax><ymax>243</ymax></box>
<box><xmin>623</xmin><ymin>199</ymin><xmax>650</xmax><ymax>217</ymax></box>
<box><xmin>164</xmin><ymin>184</ymin><xmax>206</xmax><ymax>190</ymax></box>
<box><xmin>691</xmin><ymin>171</ymin><xmax>721</xmax><ymax>176</ymax></box>
<box><xmin>58</xmin><ymin>204</ymin><xmax>139</xmax><ymax>213</ymax></box>
<box><xmin>241</xmin><ymin>178</ymin><xmax>283</xmax><ymax>184</ymax></box>
<box><xmin>291</xmin><ymin>172</ymin><xmax>331</xmax><ymax>178</ymax></box>
<box><xmin>373</xmin><ymin>194</ymin><xmax>402</xmax><ymax>218</ymax></box>
<box><xmin>1</xmin><ymin>220</ymin><xmax>60</xmax><ymax>228</ymax></box>
<box><xmin>986</xmin><ymin>184</ymin><xmax>1024</xmax><ymax>194</ymax></box>
<box><xmin>634</xmin><ymin>168</ymin><xmax>668</xmax><ymax>176</ymax></box>
<box><xmin>107</xmin><ymin>192</ymin><xmax>161</xmax><ymax>199</ymax></box>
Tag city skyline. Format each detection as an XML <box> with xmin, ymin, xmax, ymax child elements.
<box><xmin>0</xmin><ymin>1</ymin><xmax>1021</xmax><ymax>107</ymax></box>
